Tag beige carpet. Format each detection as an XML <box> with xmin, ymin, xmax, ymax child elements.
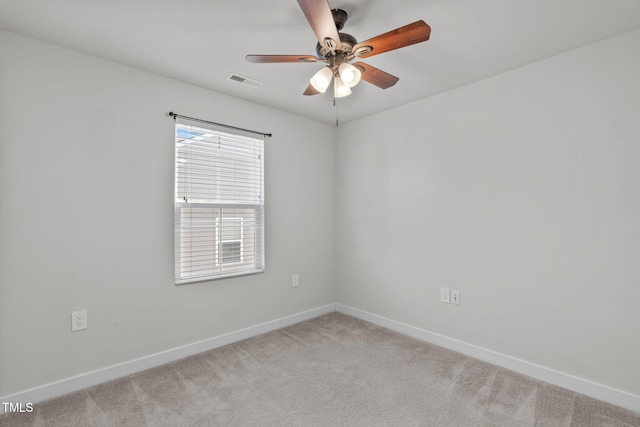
<box><xmin>2</xmin><ymin>312</ymin><xmax>639</xmax><ymax>426</ymax></box>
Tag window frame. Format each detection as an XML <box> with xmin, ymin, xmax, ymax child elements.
<box><xmin>174</xmin><ymin>118</ymin><xmax>265</xmax><ymax>284</ymax></box>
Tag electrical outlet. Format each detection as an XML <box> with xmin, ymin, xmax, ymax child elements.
<box><xmin>440</xmin><ymin>287</ymin><xmax>450</xmax><ymax>304</ymax></box>
<box><xmin>71</xmin><ymin>309</ymin><xmax>87</xmax><ymax>331</ymax></box>
<box><xmin>451</xmin><ymin>290</ymin><xmax>460</xmax><ymax>305</ymax></box>
<box><xmin>292</xmin><ymin>274</ymin><xmax>299</xmax><ymax>287</ymax></box>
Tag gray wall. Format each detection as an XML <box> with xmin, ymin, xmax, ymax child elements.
<box><xmin>0</xmin><ymin>30</ymin><xmax>336</xmax><ymax>396</ymax></box>
<box><xmin>2</xmin><ymin>26</ymin><xmax>640</xmax><ymax>400</ymax></box>
<box><xmin>335</xmin><ymin>29</ymin><xmax>640</xmax><ymax>396</ymax></box>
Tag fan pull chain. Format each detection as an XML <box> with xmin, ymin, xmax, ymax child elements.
<box><xmin>334</xmin><ymin>98</ymin><xmax>339</xmax><ymax>127</ymax></box>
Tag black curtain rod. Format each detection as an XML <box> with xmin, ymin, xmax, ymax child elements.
<box><xmin>169</xmin><ymin>112</ymin><xmax>272</xmax><ymax>138</ymax></box>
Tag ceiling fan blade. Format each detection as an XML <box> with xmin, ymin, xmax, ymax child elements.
<box><xmin>297</xmin><ymin>0</ymin><xmax>342</xmax><ymax>50</ymax></box>
<box><xmin>303</xmin><ymin>84</ymin><xmax>322</xmax><ymax>96</ymax></box>
<box><xmin>246</xmin><ymin>55</ymin><xmax>320</xmax><ymax>63</ymax></box>
<box><xmin>353</xmin><ymin>20</ymin><xmax>431</xmax><ymax>58</ymax></box>
<box><xmin>354</xmin><ymin>62</ymin><xmax>399</xmax><ymax>89</ymax></box>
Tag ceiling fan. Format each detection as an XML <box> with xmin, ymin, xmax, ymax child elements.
<box><xmin>246</xmin><ymin>0</ymin><xmax>431</xmax><ymax>98</ymax></box>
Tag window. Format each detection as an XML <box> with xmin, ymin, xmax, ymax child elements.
<box><xmin>174</xmin><ymin>117</ymin><xmax>264</xmax><ymax>284</ymax></box>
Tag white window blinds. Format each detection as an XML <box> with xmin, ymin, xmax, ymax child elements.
<box><xmin>174</xmin><ymin>116</ymin><xmax>265</xmax><ymax>284</ymax></box>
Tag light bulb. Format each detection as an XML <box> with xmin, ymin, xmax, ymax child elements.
<box><xmin>338</xmin><ymin>63</ymin><xmax>362</xmax><ymax>88</ymax></box>
<box><xmin>310</xmin><ymin>67</ymin><xmax>333</xmax><ymax>93</ymax></box>
<box><xmin>334</xmin><ymin>76</ymin><xmax>352</xmax><ymax>98</ymax></box>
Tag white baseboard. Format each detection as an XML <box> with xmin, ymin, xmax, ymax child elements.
<box><xmin>4</xmin><ymin>302</ymin><xmax>639</xmax><ymax>415</ymax></box>
<box><xmin>335</xmin><ymin>303</ymin><xmax>640</xmax><ymax>414</ymax></box>
<box><xmin>0</xmin><ymin>304</ymin><xmax>336</xmax><ymax>413</ymax></box>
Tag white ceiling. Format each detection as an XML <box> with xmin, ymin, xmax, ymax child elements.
<box><xmin>1</xmin><ymin>0</ymin><xmax>640</xmax><ymax>125</ymax></box>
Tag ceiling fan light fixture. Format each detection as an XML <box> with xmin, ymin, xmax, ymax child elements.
<box><xmin>334</xmin><ymin>76</ymin><xmax>352</xmax><ymax>98</ymax></box>
<box><xmin>338</xmin><ymin>63</ymin><xmax>362</xmax><ymax>88</ymax></box>
<box><xmin>310</xmin><ymin>66</ymin><xmax>333</xmax><ymax>93</ymax></box>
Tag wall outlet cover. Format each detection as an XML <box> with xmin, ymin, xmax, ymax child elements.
<box><xmin>440</xmin><ymin>287</ymin><xmax>450</xmax><ymax>304</ymax></box>
<box><xmin>451</xmin><ymin>290</ymin><xmax>460</xmax><ymax>305</ymax></box>
<box><xmin>71</xmin><ymin>309</ymin><xmax>88</xmax><ymax>331</ymax></box>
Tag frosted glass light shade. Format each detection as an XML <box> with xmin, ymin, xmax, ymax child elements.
<box><xmin>334</xmin><ymin>76</ymin><xmax>352</xmax><ymax>98</ymax></box>
<box><xmin>338</xmin><ymin>63</ymin><xmax>362</xmax><ymax>88</ymax></box>
<box><xmin>310</xmin><ymin>67</ymin><xmax>333</xmax><ymax>93</ymax></box>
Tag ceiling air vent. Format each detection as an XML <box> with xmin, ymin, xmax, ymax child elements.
<box><xmin>225</xmin><ymin>73</ymin><xmax>262</xmax><ymax>88</ymax></box>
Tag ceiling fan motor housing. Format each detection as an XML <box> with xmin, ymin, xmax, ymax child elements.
<box><xmin>314</xmin><ymin>9</ymin><xmax>355</xmax><ymax>58</ymax></box>
<box><xmin>316</xmin><ymin>32</ymin><xmax>357</xmax><ymax>58</ymax></box>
